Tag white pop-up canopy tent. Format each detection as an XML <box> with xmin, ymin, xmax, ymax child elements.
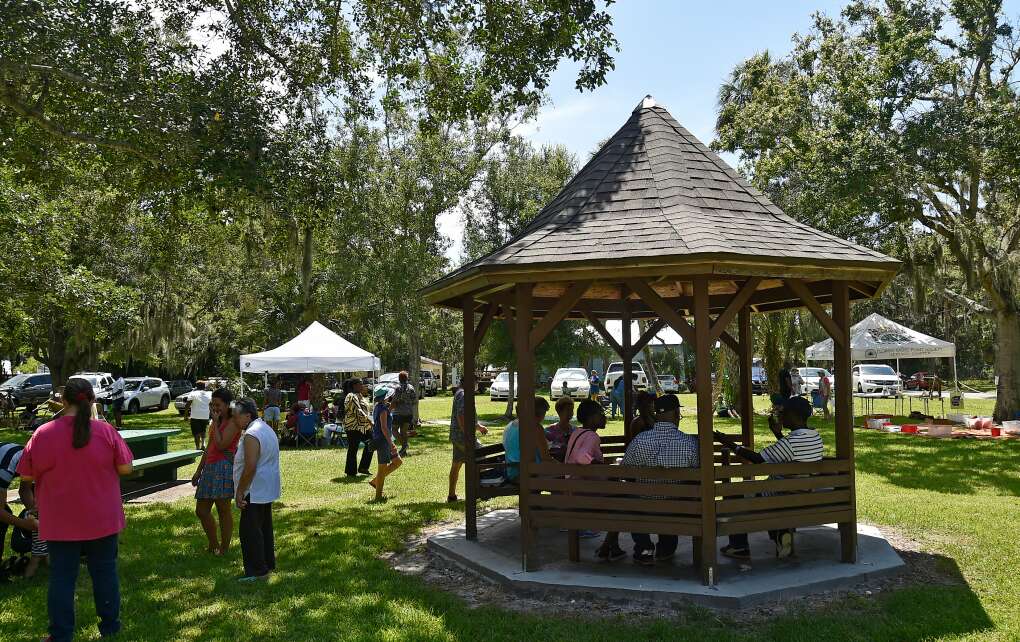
<box><xmin>805</xmin><ymin>313</ymin><xmax>957</xmax><ymax>383</ymax></box>
<box><xmin>240</xmin><ymin>321</ymin><xmax>381</xmax><ymax>374</ymax></box>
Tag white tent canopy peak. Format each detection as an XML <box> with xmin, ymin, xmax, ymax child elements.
<box><xmin>240</xmin><ymin>321</ymin><xmax>381</xmax><ymax>373</ymax></box>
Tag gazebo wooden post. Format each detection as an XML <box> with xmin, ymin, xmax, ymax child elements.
<box><xmin>737</xmin><ymin>307</ymin><xmax>754</xmax><ymax>448</ymax></box>
<box><xmin>514</xmin><ymin>283</ymin><xmax>538</xmax><ymax>571</ymax></box>
<box><xmin>831</xmin><ymin>280</ymin><xmax>857</xmax><ymax>562</ymax></box>
<box><xmin>693</xmin><ymin>276</ymin><xmax>717</xmax><ymax>585</ymax></box>
<box><xmin>462</xmin><ymin>296</ymin><xmax>479</xmax><ymax>540</ymax></box>
<box><xmin>621</xmin><ymin>293</ymin><xmax>634</xmax><ymax>439</ymax></box>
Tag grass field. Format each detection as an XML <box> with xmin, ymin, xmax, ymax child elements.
<box><xmin>0</xmin><ymin>393</ymin><xmax>1017</xmax><ymax>641</ymax></box>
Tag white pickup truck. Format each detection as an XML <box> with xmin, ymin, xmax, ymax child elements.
<box><xmin>604</xmin><ymin>361</ymin><xmax>648</xmax><ymax>391</ymax></box>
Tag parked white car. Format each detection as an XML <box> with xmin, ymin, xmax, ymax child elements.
<box><xmin>373</xmin><ymin>372</ymin><xmax>423</xmax><ymax>400</ymax></box>
<box><xmin>795</xmin><ymin>367</ymin><xmax>836</xmax><ymax>394</ymax></box>
<box><xmin>68</xmin><ymin>372</ymin><xmax>115</xmax><ymax>395</ymax></box>
<box><xmin>851</xmin><ymin>364</ymin><xmax>901</xmax><ymax>396</ymax></box>
<box><xmin>123</xmin><ymin>377</ymin><xmax>172</xmax><ymax>413</ymax></box>
<box><xmin>656</xmin><ymin>374</ymin><xmax>680</xmax><ymax>394</ymax></box>
<box><xmin>604</xmin><ymin>361</ymin><xmax>648</xmax><ymax>391</ymax></box>
<box><xmin>489</xmin><ymin>372</ymin><xmax>518</xmax><ymax>401</ymax></box>
<box><xmin>550</xmin><ymin>368</ymin><xmax>590</xmax><ymax>400</ymax></box>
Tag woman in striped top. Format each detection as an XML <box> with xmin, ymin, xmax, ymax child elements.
<box><xmin>714</xmin><ymin>396</ymin><xmax>823</xmax><ymax>560</ymax></box>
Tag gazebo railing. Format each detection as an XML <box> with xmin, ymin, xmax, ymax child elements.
<box><xmin>713</xmin><ymin>458</ymin><xmax>855</xmax><ymax>537</ymax></box>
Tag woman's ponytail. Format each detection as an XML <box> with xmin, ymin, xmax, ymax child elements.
<box><xmin>63</xmin><ymin>377</ymin><xmax>95</xmax><ymax>449</ymax></box>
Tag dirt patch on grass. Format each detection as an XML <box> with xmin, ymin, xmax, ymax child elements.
<box><xmin>385</xmin><ymin>517</ymin><xmax>963</xmax><ymax>622</ymax></box>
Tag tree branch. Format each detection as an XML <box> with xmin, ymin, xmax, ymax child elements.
<box><xmin>940</xmin><ymin>287</ymin><xmax>992</xmax><ymax>314</ymax></box>
<box><xmin>0</xmin><ymin>87</ymin><xmax>160</xmax><ymax>164</ymax></box>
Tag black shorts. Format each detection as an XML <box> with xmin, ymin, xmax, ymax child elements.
<box><xmin>190</xmin><ymin>418</ymin><xmax>208</xmax><ymax>437</ymax></box>
<box><xmin>112</xmin><ymin>398</ymin><xmax>124</xmax><ymax>411</ymax></box>
<box><xmin>392</xmin><ymin>414</ymin><xmax>414</xmax><ymax>429</ymax></box>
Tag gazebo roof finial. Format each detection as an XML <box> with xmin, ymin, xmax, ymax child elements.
<box><xmin>635</xmin><ymin>94</ymin><xmax>658</xmax><ymax>111</ymax></box>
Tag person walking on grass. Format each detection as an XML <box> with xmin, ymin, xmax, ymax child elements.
<box><xmin>192</xmin><ymin>387</ymin><xmax>241</xmax><ymax>556</ymax></box>
<box><xmin>368</xmin><ymin>388</ymin><xmax>402</xmax><ymax>501</ymax></box>
<box><xmin>819</xmin><ymin>373</ymin><xmax>832</xmax><ymax>420</ymax></box>
<box><xmin>343</xmin><ymin>379</ymin><xmax>375</xmax><ymax>477</ymax></box>
<box><xmin>390</xmin><ymin>371</ymin><xmax>416</xmax><ymax>458</ymax></box>
<box><xmin>17</xmin><ymin>378</ymin><xmax>134</xmax><ymax>642</ymax></box>
<box><xmin>448</xmin><ymin>380</ymin><xmax>488</xmax><ymax>503</ymax></box>
<box><xmin>233</xmin><ymin>398</ymin><xmax>281</xmax><ymax>582</ymax></box>
<box><xmin>262</xmin><ymin>378</ymin><xmax>284</xmax><ymax>436</ymax></box>
<box><xmin>108</xmin><ymin>374</ymin><xmax>126</xmax><ymax>428</ymax></box>
<box><xmin>183</xmin><ymin>381</ymin><xmax>212</xmax><ymax>450</ymax></box>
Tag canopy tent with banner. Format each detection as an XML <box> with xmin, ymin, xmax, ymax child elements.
<box><xmin>240</xmin><ymin>321</ymin><xmax>381</xmax><ymax>375</ymax></box>
<box><xmin>805</xmin><ymin>313</ymin><xmax>957</xmax><ymax>385</ymax></box>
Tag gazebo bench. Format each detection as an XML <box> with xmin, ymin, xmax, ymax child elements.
<box><xmin>714</xmin><ymin>459</ymin><xmax>855</xmax><ymax>547</ymax></box>
<box><xmin>129</xmin><ymin>449</ymin><xmax>203</xmax><ymax>483</ymax></box>
<box><xmin>526</xmin><ymin>461</ymin><xmax>703</xmax><ymax>563</ymax></box>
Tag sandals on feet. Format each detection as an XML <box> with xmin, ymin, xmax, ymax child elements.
<box><xmin>720</xmin><ymin>544</ymin><xmax>751</xmax><ymax>561</ymax></box>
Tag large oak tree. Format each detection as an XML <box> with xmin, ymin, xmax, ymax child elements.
<box><xmin>714</xmin><ymin>0</ymin><xmax>1020</xmax><ymax>420</ymax></box>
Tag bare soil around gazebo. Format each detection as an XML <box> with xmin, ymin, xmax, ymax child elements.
<box><xmin>388</xmin><ymin>512</ymin><xmax>957</xmax><ymax>621</ymax></box>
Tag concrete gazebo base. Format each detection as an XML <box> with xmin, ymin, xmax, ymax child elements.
<box><xmin>428</xmin><ymin>510</ymin><xmax>904</xmax><ymax>610</ymax></box>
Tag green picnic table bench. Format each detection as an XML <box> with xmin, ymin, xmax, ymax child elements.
<box><xmin>120</xmin><ymin>429</ymin><xmax>202</xmax><ymax>484</ymax></box>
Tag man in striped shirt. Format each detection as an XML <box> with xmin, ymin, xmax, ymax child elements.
<box><xmin>1</xmin><ymin>442</ymin><xmax>40</xmax><ymax>559</ymax></box>
<box><xmin>714</xmin><ymin>396</ymin><xmax>823</xmax><ymax>560</ymax></box>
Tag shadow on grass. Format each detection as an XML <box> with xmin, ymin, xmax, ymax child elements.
<box><xmin>853</xmin><ymin>428</ymin><xmax>1020</xmax><ymax>496</ymax></box>
<box><xmin>0</xmin><ymin>495</ymin><xmax>995</xmax><ymax>642</ymax></box>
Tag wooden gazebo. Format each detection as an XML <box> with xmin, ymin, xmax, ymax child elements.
<box><xmin>423</xmin><ymin>96</ymin><xmax>900</xmax><ymax>585</ymax></box>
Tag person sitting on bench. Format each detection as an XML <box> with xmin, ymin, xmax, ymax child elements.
<box><xmin>621</xmin><ymin>394</ymin><xmax>699</xmax><ymax>565</ymax></box>
<box><xmin>503</xmin><ymin>397</ymin><xmax>551</xmax><ymax>483</ymax></box>
<box><xmin>715</xmin><ymin>395</ymin><xmax>823</xmax><ymax>560</ymax></box>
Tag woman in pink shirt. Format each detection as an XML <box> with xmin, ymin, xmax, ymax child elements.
<box><xmin>17</xmin><ymin>378</ymin><xmax>134</xmax><ymax>642</ymax></box>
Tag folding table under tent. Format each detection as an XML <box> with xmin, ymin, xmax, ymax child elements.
<box><xmin>804</xmin><ymin>312</ymin><xmax>957</xmax><ymax>385</ymax></box>
<box><xmin>239</xmin><ymin>321</ymin><xmax>381</xmax><ymax>375</ymax></box>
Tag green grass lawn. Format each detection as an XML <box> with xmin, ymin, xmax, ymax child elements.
<box><xmin>0</xmin><ymin>394</ymin><xmax>1016</xmax><ymax>640</ymax></box>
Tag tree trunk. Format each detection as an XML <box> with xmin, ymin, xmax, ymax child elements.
<box><xmin>300</xmin><ymin>225</ymin><xmax>315</xmax><ymax>324</ymax></box>
<box><xmin>408</xmin><ymin>326</ymin><xmax>421</xmax><ymax>423</ymax></box>
<box><xmin>993</xmin><ymin>308</ymin><xmax>1020</xmax><ymax>422</ymax></box>
<box><xmin>637</xmin><ymin>320</ymin><xmax>661</xmax><ymax>394</ymax></box>
<box><xmin>504</xmin><ymin>367</ymin><xmax>516</xmax><ymax>419</ymax></box>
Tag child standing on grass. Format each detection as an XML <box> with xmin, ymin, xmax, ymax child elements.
<box><xmin>368</xmin><ymin>388</ymin><xmax>402</xmax><ymax>501</ymax></box>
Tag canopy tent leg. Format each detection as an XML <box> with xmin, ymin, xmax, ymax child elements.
<box><xmin>952</xmin><ymin>356</ymin><xmax>959</xmax><ymax>390</ymax></box>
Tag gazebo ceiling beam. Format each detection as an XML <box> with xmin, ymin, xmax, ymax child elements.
<box><xmin>786</xmin><ymin>279</ymin><xmax>847</xmax><ymax>345</ymax></box>
<box><xmin>529</xmin><ymin>281</ymin><xmax>592</xmax><ymax>349</ymax></box>
<box><xmin>473</xmin><ymin>301</ymin><xmax>499</xmax><ymax>347</ymax></box>
<box><xmin>627</xmin><ymin>279</ymin><xmax>696</xmax><ymax>344</ymax></box>
<box><xmin>630</xmin><ymin>319</ymin><xmax>668</xmax><ymax>359</ymax></box>
<box><xmin>709</xmin><ymin>277</ymin><xmax>762</xmax><ymax>342</ymax></box>
<box><xmin>578</xmin><ymin>304</ymin><xmax>626</xmax><ymax>357</ymax></box>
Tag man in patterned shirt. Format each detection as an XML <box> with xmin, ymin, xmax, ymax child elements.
<box><xmin>620</xmin><ymin>394</ymin><xmax>699</xmax><ymax>565</ymax></box>
<box><xmin>448</xmin><ymin>381</ymin><xmax>488</xmax><ymax>503</ymax></box>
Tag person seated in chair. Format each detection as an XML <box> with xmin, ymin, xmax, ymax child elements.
<box><xmin>621</xmin><ymin>394</ymin><xmax>699</xmax><ymax>565</ymax></box>
<box><xmin>545</xmin><ymin>397</ymin><xmax>575</xmax><ymax>462</ymax></box>
<box><xmin>502</xmin><ymin>397</ymin><xmax>551</xmax><ymax>483</ymax></box>
<box><xmin>295</xmin><ymin>404</ymin><xmax>320</xmax><ymax>445</ymax></box>
<box><xmin>715</xmin><ymin>395</ymin><xmax>823</xmax><ymax>560</ymax></box>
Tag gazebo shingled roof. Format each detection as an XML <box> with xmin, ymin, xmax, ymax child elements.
<box><xmin>424</xmin><ymin>96</ymin><xmax>899</xmax><ymax>313</ymax></box>
<box><xmin>427</xmin><ymin>96</ymin><xmax>900</xmax><ymax>587</ymax></box>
